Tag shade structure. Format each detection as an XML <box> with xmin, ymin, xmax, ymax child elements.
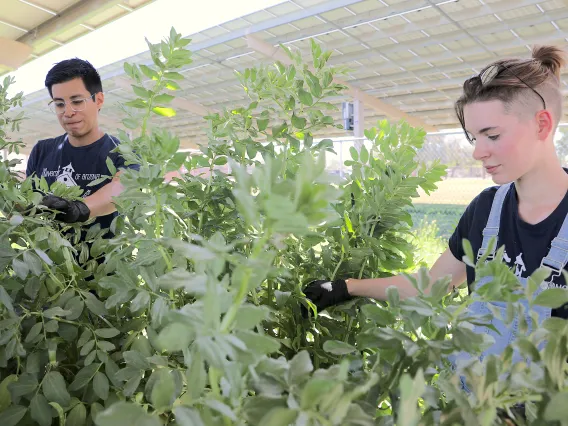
<box><xmin>0</xmin><ymin>38</ymin><xmax>32</xmax><ymax>70</ymax></box>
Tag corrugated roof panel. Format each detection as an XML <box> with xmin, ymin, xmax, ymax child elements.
<box><xmin>404</xmin><ymin>6</ymin><xmax>442</xmax><ymax>23</ymax></box>
<box><xmin>556</xmin><ymin>17</ymin><xmax>568</xmax><ymax>30</ymax></box>
<box><xmin>498</xmin><ymin>5</ymin><xmax>541</xmax><ymax>21</ymax></box>
<box><xmin>292</xmin><ymin>16</ymin><xmax>325</xmax><ymax>30</ymax></box>
<box><xmin>370</xmin><ymin>15</ymin><xmax>408</xmax><ymax>29</ymax></box>
<box><xmin>294</xmin><ymin>0</ymin><xmax>329</xmax><ymax>8</ymax></box>
<box><xmin>424</xmin><ymin>23</ymin><xmax>459</xmax><ymax>36</ymax></box>
<box><xmin>1</xmin><ymin>0</ymin><xmax>50</xmax><ymax>29</ymax></box>
<box><xmin>393</xmin><ymin>30</ymin><xmax>427</xmax><ymax>44</ymax></box>
<box><xmin>206</xmin><ymin>43</ymin><xmax>233</xmax><ymax>55</ymax></box>
<box><xmin>461</xmin><ymin>14</ymin><xmax>501</xmax><ymax>29</ymax></box>
<box><xmin>438</xmin><ymin>0</ymin><xmax>481</xmax><ymax>14</ymax></box>
<box><xmin>516</xmin><ymin>22</ymin><xmax>558</xmax><ymax>37</ymax></box>
<box><xmin>0</xmin><ymin>23</ymin><xmax>25</xmax><ymax>39</ymax></box>
<box><xmin>31</xmin><ymin>0</ymin><xmax>79</xmax><ymax>12</ymax></box>
<box><xmin>53</xmin><ymin>25</ymin><xmax>89</xmax><ymax>43</ymax></box>
<box><xmin>221</xmin><ymin>19</ymin><xmax>252</xmax><ymax>32</ymax></box>
<box><xmin>83</xmin><ymin>5</ymin><xmax>127</xmax><ymax>27</ymax></box>
<box><xmin>540</xmin><ymin>0</ymin><xmax>567</xmax><ymax>12</ymax></box>
<box><xmin>366</xmin><ymin>38</ymin><xmax>397</xmax><ymax>49</ymax></box>
<box><xmin>320</xmin><ymin>7</ymin><xmax>356</xmax><ymax>22</ymax></box>
<box><xmin>266</xmin><ymin>23</ymin><xmax>299</xmax><ymax>36</ymax></box>
<box><xmin>265</xmin><ymin>1</ymin><xmax>302</xmax><ymax>15</ymax></box>
<box><xmin>200</xmin><ymin>26</ymin><xmax>231</xmax><ymax>39</ymax></box>
<box><xmin>443</xmin><ymin>38</ymin><xmax>478</xmax><ymax>51</ymax></box>
<box><xmin>244</xmin><ymin>9</ymin><xmax>279</xmax><ymax>24</ymax></box>
<box><xmin>478</xmin><ymin>30</ymin><xmax>516</xmax><ymax>44</ymax></box>
<box><xmin>31</xmin><ymin>38</ymin><xmax>60</xmax><ymax>55</ymax></box>
<box><xmin>347</xmin><ymin>0</ymin><xmax>387</xmax><ymax>14</ymax></box>
<box><xmin>412</xmin><ymin>44</ymin><xmax>447</xmax><ymax>57</ymax></box>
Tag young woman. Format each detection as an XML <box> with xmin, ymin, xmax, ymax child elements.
<box><xmin>303</xmin><ymin>45</ymin><xmax>568</xmax><ymax>353</ymax></box>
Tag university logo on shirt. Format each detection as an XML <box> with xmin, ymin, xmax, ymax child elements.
<box><xmin>503</xmin><ymin>248</ymin><xmax>567</xmax><ymax>290</ymax></box>
<box><xmin>56</xmin><ymin>163</ymin><xmax>78</xmax><ymax>187</ymax></box>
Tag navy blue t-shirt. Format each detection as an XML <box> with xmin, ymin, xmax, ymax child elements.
<box><xmin>26</xmin><ymin>133</ymin><xmax>138</xmax><ymax>236</ymax></box>
<box><xmin>449</xmin><ymin>183</ymin><xmax>568</xmax><ymax>319</ymax></box>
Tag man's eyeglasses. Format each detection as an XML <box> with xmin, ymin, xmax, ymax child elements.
<box><xmin>459</xmin><ymin>63</ymin><xmax>546</xmax><ymax>144</ymax></box>
<box><xmin>48</xmin><ymin>93</ymin><xmax>96</xmax><ymax>115</ymax></box>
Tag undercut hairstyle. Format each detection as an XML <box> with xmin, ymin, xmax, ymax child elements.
<box><xmin>455</xmin><ymin>45</ymin><xmax>567</xmax><ymax>141</ymax></box>
<box><xmin>45</xmin><ymin>58</ymin><xmax>103</xmax><ymax>98</ymax></box>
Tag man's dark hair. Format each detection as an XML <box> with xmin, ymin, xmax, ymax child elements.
<box><xmin>45</xmin><ymin>58</ymin><xmax>103</xmax><ymax>98</ymax></box>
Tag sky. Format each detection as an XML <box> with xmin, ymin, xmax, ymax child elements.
<box><xmin>7</xmin><ymin>0</ymin><xmax>287</xmax><ymax>97</ymax></box>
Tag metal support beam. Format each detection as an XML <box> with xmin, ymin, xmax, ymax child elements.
<box><xmin>246</xmin><ymin>34</ymin><xmax>437</xmax><ymax>132</ymax></box>
<box><xmin>17</xmin><ymin>0</ymin><xmax>123</xmax><ymax>46</ymax></box>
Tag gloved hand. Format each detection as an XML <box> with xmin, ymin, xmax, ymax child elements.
<box><xmin>302</xmin><ymin>278</ymin><xmax>353</xmax><ymax>317</ymax></box>
<box><xmin>40</xmin><ymin>195</ymin><xmax>90</xmax><ymax>223</ymax></box>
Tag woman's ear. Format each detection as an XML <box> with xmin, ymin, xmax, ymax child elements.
<box><xmin>536</xmin><ymin>109</ymin><xmax>554</xmax><ymax>141</ymax></box>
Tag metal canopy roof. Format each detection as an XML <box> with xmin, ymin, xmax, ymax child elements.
<box><xmin>6</xmin><ymin>0</ymin><xmax>568</xmax><ymax>152</ymax></box>
<box><xmin>0</xmin><ymin>0</ymin><xmax>156</xmax><ymax>74</ymax></box>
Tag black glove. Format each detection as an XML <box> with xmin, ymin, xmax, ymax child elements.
<box><xmin>302</xmin><ymin>278</ymin><xmax>353</xmax><ymax>317</ymax></box>
<box><xmin>40</xmin><ymin>195</ymin><xmax>90</xmax><ymax>223</ymax></box>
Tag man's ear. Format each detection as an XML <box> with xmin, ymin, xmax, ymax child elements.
<box><xmin>535</xmin><ymin>109</ymin><xmax>554</xmax><ymax>141</ymax></box>
<box><xmin>95</xmin><ymin>92</ymin><xmax>105</xmax><ymax>112</ymax></box>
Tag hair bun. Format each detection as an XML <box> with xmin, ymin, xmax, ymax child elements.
<box><xmin>532</xmin><ymin>45</ymin><xmax>567</xmax><ymax>78</ymax></box>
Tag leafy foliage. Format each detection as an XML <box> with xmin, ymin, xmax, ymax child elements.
<box><xmin>0</xmin><ymin>28</ymin><xmax>567</xmax><ymax>426</ymax></box>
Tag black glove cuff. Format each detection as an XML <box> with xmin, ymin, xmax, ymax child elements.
<box><xmin>74</xmin><ymin>200</ymin><xmax>91</xmax><ymax>223</ymax></box>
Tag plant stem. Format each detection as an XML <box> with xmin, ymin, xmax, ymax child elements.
<box><xmin>331</xmin><ymin>251</ymin><xmax>344</xmax><ymax>281</ymax></box>
<box><xmin>220</xmin><ymin>234</ymin><xmax>269</xmax><ymax>333</ymax></box>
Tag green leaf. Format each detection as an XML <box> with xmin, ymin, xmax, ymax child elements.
<box><xmin>69</xmin><ymin>363</ymin><xmax>100</xmax><ymax>391</ymax></box>
<box><xmin>301</xmin><ymin>378</ymin><xmax>335</xmax><ymax>409</ymax></box>
<box><xmin>349</xmin><ymin>146</ymin><xmax>358</xmax><ymax>161</ymax></box>
<box><xmin>0</xmin><ymin>375</ymin><xmax>17</xmax><ymax>411</ymax></box>
<box><xmin>97</xmin><ymin>341</ymin><xmax>116</xmax><ymax>352</ymax></box>
<box><xmin>185</xmin><ymin>352</ymin><xmax>206</xmax><ymax>401</ymax></box>
<box><xmin>152</xmin><ymin>107</ymin><xmax>176</xmax><ymax>117</ymax></box>
<box><xmin>151</xmin><ymin>370</ymin><xmax>176</xmax><ymax>411</ymax></box>
<box><xmin>124</xmin><ymin>351</ymin><xmax>150</xmax><ymax>370</ymax></box>
<box><xmin>298</xmin><ymin>88</ymin><xmax>313</xmax><ymax>106</ymax></box>
<box><xmin>66</xmin><ymin>403</ymin><xmax>87</xmax><ymax>426</ymax></box>
<box><xmin>0</xmin><ymin>405</ymin><xmax>27</xmax><ymax>426</ymax></box>
<box><xmin>8</xmin><ymin>373</ymin><xmax>38</xmax><ymax>398</ymax></box>
<box><xmin>0</xmin><ymin>285</ymin><xmax>14</xmax><ymax>313</ymax></box>
<box><xmin>42</xmin><ymin>371</ymin><xmax>70</xmax><ymax>407</ymax></box>
<box><xmin>25</xmin><ymin>322</ymin><xmax>43</xmax><ymax>343</ymax></box>
<box><xmin>291</xmin><ymin>113</ymin><xmax>307</xmax><ymax>129</ymax></box>
<box><xmin>105</xmin><ymin>157</ymin><xmax>117</xmax><ymax>176</ymax></box>
<box><xmin>259</xmin><ymin>408</ymin><xmax>298</xmax><ymax>426</ymax></box>
<box><xmin>174</xmin><ymin>407</ymin><xmax>205</xmax><ymax>426</ymax></box>
<box><xmin>204</xmin><ymin>399</ymin><xmax>236</xmax><ymax>421</ymax></box>
<box><xmin>257</xmin><ymin>118</ymin><xmax>269</xmax><ymax>132</ymax></box>
<box><xmin>153</xmin><ymin>94</ymin><xmax>174</xmax><ymax>104</ymax></box>
<box><xmin>139</xmin><ymin>65</ymin><xmax>160</xmax><ymax>80</ymax></box>
<box><xmin>93</xmin><ymin>372</ymin><xmax>109</xmax><ymax>401</ymax></box>
<box><xmin>30</xmin><ymin>394</ymin><xmax>52</xmax><ymax>426</ymax></box>
<box><xmin>95</xmin><ymin>402</ymin><xmax>161</xmax><ymax>426</ymax></box>
<box><xmin>95</xmin><ymin>328</ymin><xmax>120</xmax><ymax>339</ymax></box>
<box><xmin>288</xmin><ymin>350</ymin><xmax>313</xmax><ymax>385</ymax></box>
<box><xmin>323</xmin><ymin>340</ymin><xmax>357</xmax><ymax>355</ymax></box>
<box><xmin>233</xmin><ymin>305</ymin><xmax>270</xmax><ymax>330</ymax></box>
<box><xmin>533</xmin><ymin>288</ymin><xmax>568</xmax><ymax>308</ymax></box>
<box><xmin>545</xmin><ymin>391</ymin><xmax>568</xmax><ymax>421</ymax></box>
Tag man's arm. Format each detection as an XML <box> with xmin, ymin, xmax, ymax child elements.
<box><xmin>346</xmin><ymin>248</ymin><xmax>467</xmax><ymax>301</ymax></box>
<box><xmin>83</xmin><ymin>171</ymin><xmax>124</xmax><ymax>218</ymax></box>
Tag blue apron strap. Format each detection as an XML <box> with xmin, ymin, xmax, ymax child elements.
<box><xmin>477</xmin><ymin>183</ymin><xmax>512</xmax><ymax>261</ymax></box>
<box><xmin>541</xmin><ymin>212</ymin><xmax>568</xmax><ymax>283</ymax></box>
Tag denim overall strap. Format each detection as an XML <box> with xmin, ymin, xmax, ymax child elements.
<box><xmin>541</xmin><ymin>213</ymin><xmax>568</xmax><ymax>286</ymax></box>
<box><xmin>477</xmin><ymin>183</ymin><xmax>512</xmax><ymax>261</ymax></box>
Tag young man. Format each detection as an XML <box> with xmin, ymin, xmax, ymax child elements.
<box><xmin>26</xmin><ymin>58</ymin><xmax>137</xmax><ymax>238</ymax></box>
<box><xmin>304</xmin><ymin>46</ymin><xmax>568</xmax><ymax>341</ymax></box>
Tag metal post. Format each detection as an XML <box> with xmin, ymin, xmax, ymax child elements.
<box><xmin>353</xmin><ymin>99</ymin><xmax>364</xmax><ymax>151</ymax></box>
